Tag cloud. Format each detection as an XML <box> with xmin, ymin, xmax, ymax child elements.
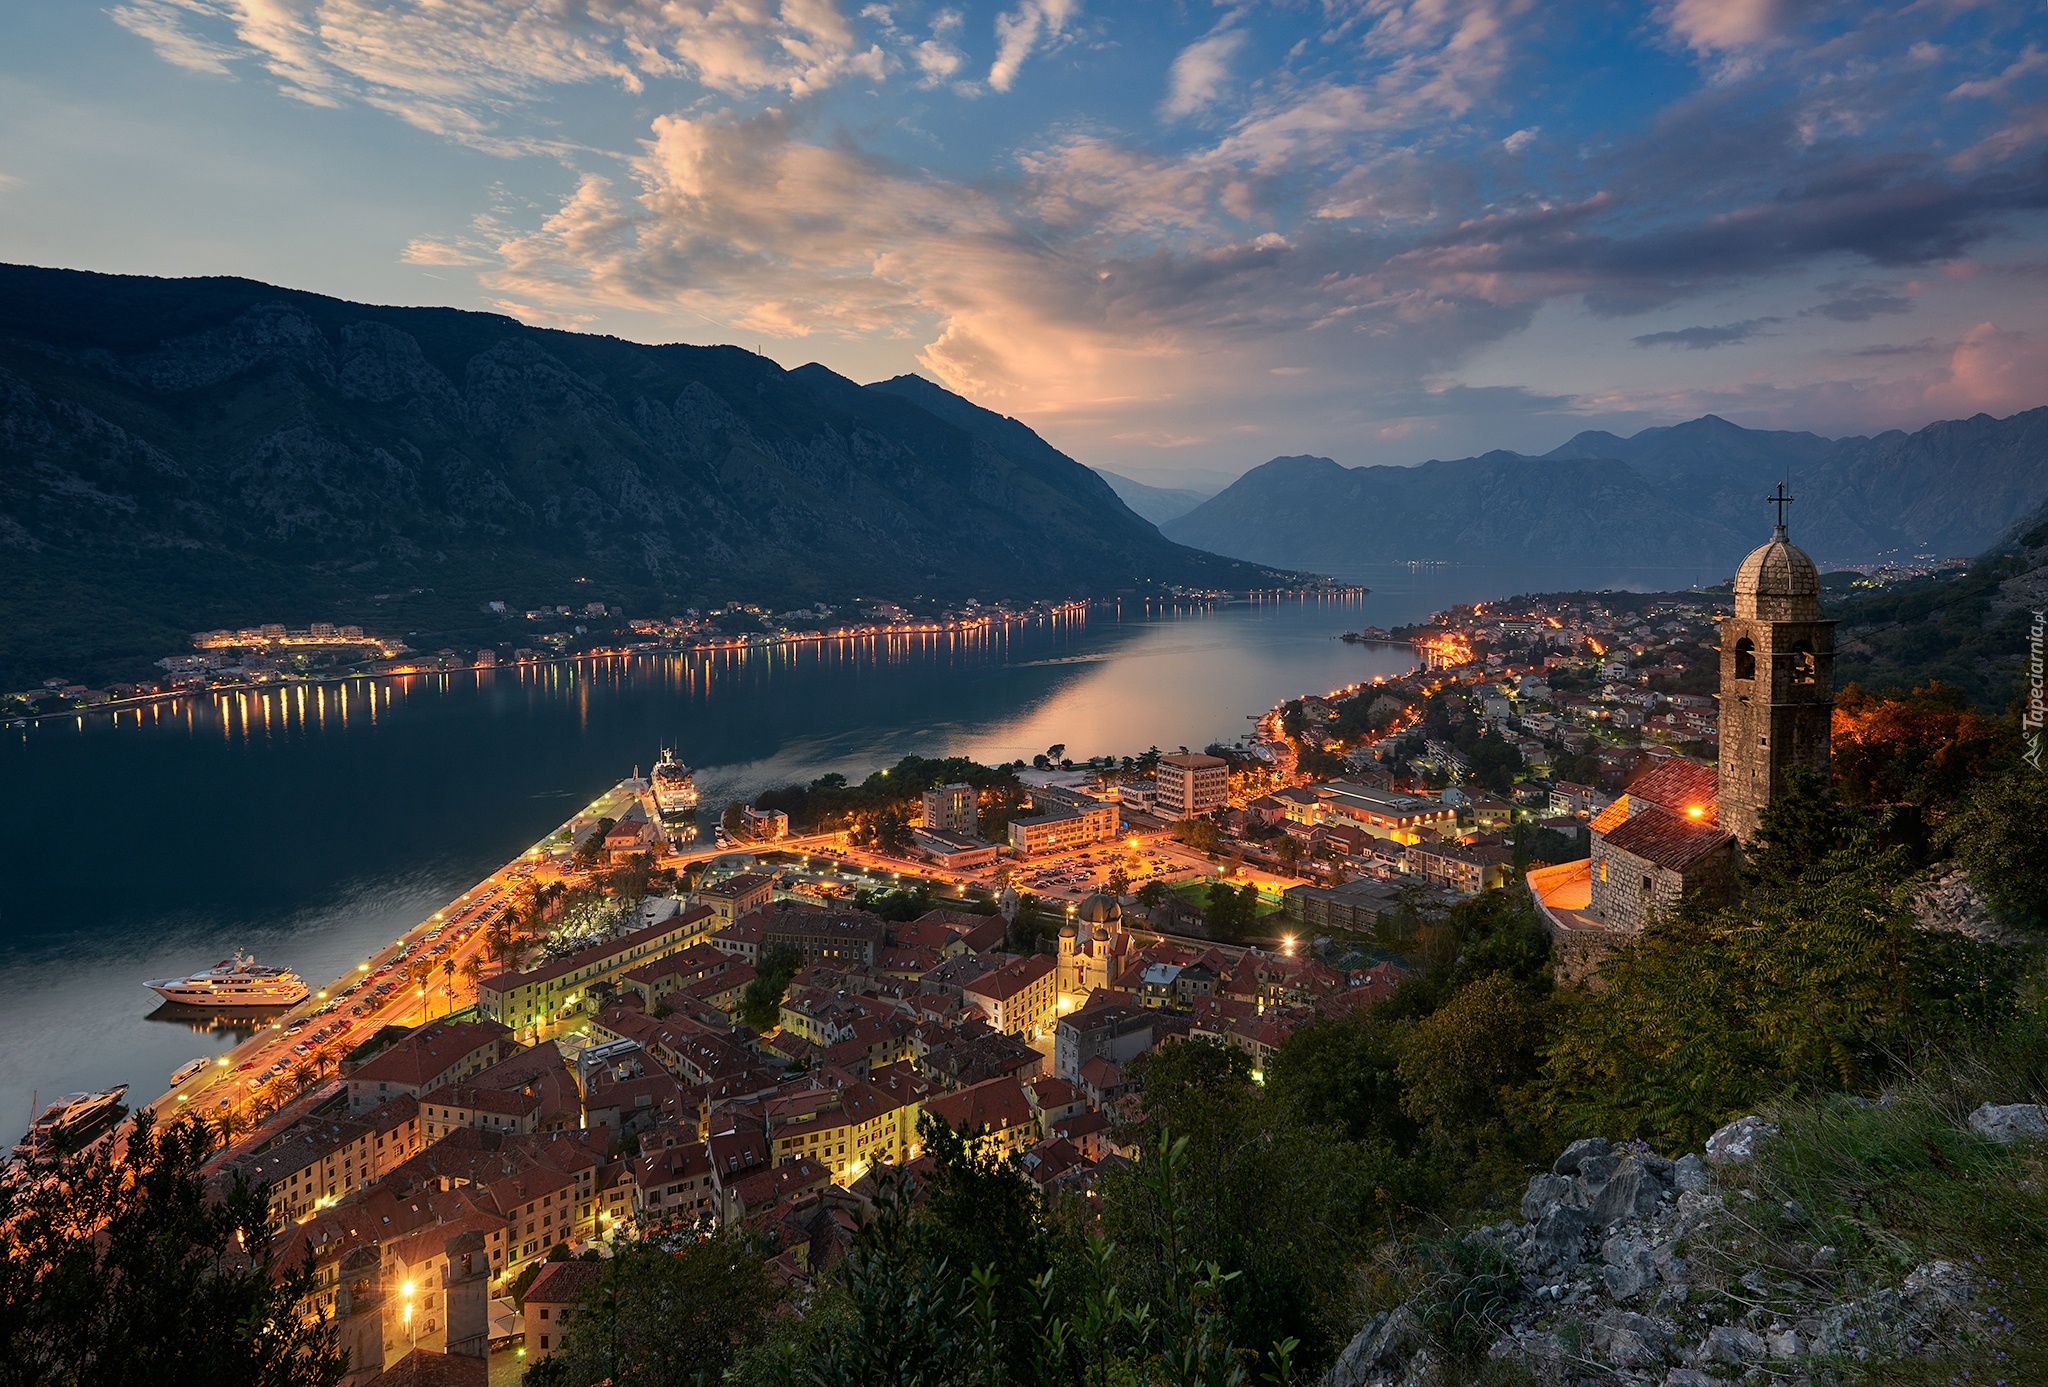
<box><xmin>1802</xmin><ymin>282</ymin><xmax>1912</xmax><ymax>322</ymax></box>
<box><xmin>1659</xmin><ymin>0</ymin><xmax>1798</xmax><ymax>55</ymax></box>
<box><xmin>1502</xmin><ymin>127</ymin><xmax>1538</xmax><ymax>153</ymax></box>
<box><xmin>109</xmin><ymin>0</ymin><xmax>889</xmax><ymax>147</ymax></box>
<box><xmin>1949</xmin><ymin>44</ymin><xmax>2046</xmax><ymax>101</ymax></box>
<box><xmin>1632</xmin><ymin>318</ymin><xmax>1783</xmax><ymax>349</ymax></box>
<box><xmin>1924</xmin><ymin>321</ymin><xmax>2048</xmax><ymax>414</ymax></box>
<box><xmin>1851</xmin><ymin>339</ymin><xmax>1939</xmax><ymax>357</ymax></box>
<box><xmin>1161</xmin><ymin>28</ymin><xmax>1247</xmax><ymax>120</ymax></box>
<box><xmin>990</xmin><ymin>0</ymin><xmax>1080</xmax><ymax>93</ymax></box>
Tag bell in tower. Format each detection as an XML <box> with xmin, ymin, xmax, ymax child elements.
<box><xmin>1716</xmin><ymin>485</ymin><xmax>1835</xmax><ymax>842</ymax></box>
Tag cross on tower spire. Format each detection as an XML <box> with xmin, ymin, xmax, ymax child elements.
<box><xmin>1767</xmin><ymin>482</ymin><xmax>1794</xmax><ymax>538</ymax></box>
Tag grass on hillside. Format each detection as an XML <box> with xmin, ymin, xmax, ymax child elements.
<box><xmin>1722</xmin><ymin>1038</ymin><xmax>2048</xmax><ymax>1385</ymax></box>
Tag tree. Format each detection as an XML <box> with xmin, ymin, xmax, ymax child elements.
<box><xmin>738</xmin><ymin>945</ymin><xmax>804</xmax><ymax>1031</ymax></box>
<box><xmin>1942</xmin><ymin>764</ymin><xmax>2048</xmax><ymax>928</ymax></box>
<box><xmin>0</xmin><ymin>1112</ymin><xmax>345</xmax><ymax>1387</ymax></box>
<box><xmin>1203</xmin><ymin>880</ymin><xmax>1260</xmax><ymax>939</ymax></box>
<box><xmin>1171</xmin><ymin>818</ymin><xmax>1222</xmax><ymax>854</ymax></box>
<box><xmin>540</xmin><ymin>1229</ymin><xmax>783</xmax><ymax>1387</ymax></box>
<box><xmin>721</xmin><ymin>801</ymin><xmax>747</xmax><ymax>839</ymax></box>
<box><xmin>1743</xmin><ymin>764</ymin><xmax>1852</xmax><ymax>894</ymax></box>
<box><xmin>1395</xmin><ymin>974</ymin><xmax>1545</xmax><ymax>1140</ymax></box>
<box><xmin>1135</xmin><ymin>880</ymin><xmax>1167</xmax><ymax>910</ymax></box>
<box><xmin>1103</xmin><ymin>866</ymin><xmax>1130</xmax><ymax>899</ymax></box>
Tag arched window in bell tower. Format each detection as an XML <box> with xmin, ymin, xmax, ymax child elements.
<box><xmin>1733</xmin><ymin>637</ymin><xmax>1756</xmax><ymax>680</ymax></box>
<box><xmin>1789</xmin><ymin>640</ymin><xmax>1816</xmax><ymax>685</ymax></box>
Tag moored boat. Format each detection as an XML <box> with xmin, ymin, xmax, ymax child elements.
<box><xmin>13</xmin><ymin>1085</ymin><xmax>129</xmax><ymax>1160</ymax></box>
<box><xmin>144</xmin><ymin>952</ymin><xmax>309</xmax><ymax>1008</ymax></box>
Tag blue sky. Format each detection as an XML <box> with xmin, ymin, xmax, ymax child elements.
<box><xmin>1</xmin><ymin>1</ymin><xmax>2044</xmax><ymax>487</ymax></box>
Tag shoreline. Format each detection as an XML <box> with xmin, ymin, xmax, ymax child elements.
<box><xmin>9</xmin><ymin>586</ymin><xmax>1363</xmax><ymax>732</ymax></box>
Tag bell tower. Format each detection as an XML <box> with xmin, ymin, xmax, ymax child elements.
<box><xmin>1717</xmin><ymin>486</ymin><xmax>1835</xmax><ymax>842</ymax></box>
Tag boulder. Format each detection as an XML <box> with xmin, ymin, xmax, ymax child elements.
<box><xmin>1766</xmin><ymin>1327</ymin><xmax>1802</xmax><ymax>1359</ymax></box>
<box><xmin>1660</xmin><ymin>1372</ymin><xmax>1716</xmax><ymax>1387</ymax></box>
<box><xmin>1521</xmin><ymin>1172</ymin><xmax>1573</xmax><ymax>1222</ymax></box>
<box><xmin>1590</xmin><ymin>1310</ymin><xmax>1674</xmax><ymax>1368</ymax></box>
<box><xmin>1324</xmin><ymin>1305</ymin><xmax>1423</xmax><ymax>1387</ymax></box>
<box><xmin>1553</xmin><ymin>1136</ymin><xmax>1612</xmax><ymax>1174</ymax></box>
<box><xmin>1671</xmin><ymin>1153</ymin><xmax>1710</xmax><ymax>1194</ymax></box>
<box><xmin>1525</xmin><ymin>1203</ymin><xmax>1589</xmax><ymax>1272</ymax></box>
<box><xmin>1703</xmin><ymin>1115</ymin><xmax>1778</xmax><ymax>1166</ymax></box>
<box><xmin>1599</xmin><ymin>1234</ymin><xmax>1658</xmax><ymax>1303</ymax></box>
<box><xmin>1695</xmin><ymin>1324</ymin><xmax>1765</xmax><ymax>1365</ymax></box>
<box><xmin>1587</xmin><ymin>1156</ymin><xmax>1666</xmax><ymax>1226</ymax></box>
<box><xmin>1966</xmin><ymin>1102</ymin><xmax>2048</xmax><ymax>1143</ymax></box>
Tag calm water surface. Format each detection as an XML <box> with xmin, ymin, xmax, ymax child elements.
<box><xmin>0</xmin><ymin>562</ymin><xmax>1704</xmax><ymax>1129</ymax></box>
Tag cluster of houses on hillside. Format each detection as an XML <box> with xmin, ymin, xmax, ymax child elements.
<box><xmin>208</xmin><ymin>869</ymin><xmax>1400</xmax><ymax>1385</ymax></box>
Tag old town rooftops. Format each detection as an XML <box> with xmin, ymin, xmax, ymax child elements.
<box><xmin>347</xmin><ymin>1021</ymin><xmax>512</xmax><ymax>1087</ymax></box>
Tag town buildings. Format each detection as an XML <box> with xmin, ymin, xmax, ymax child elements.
<box><xmin>1153</xmin><ymin>752</ymin><xmax>1229</xmax><ymax>818</ymax></box>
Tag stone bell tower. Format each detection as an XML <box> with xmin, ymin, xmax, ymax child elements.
<box><xmin>1716</xmin><ymin>486</ymin><xmax>1835</xmax><ymax>843</ymax></box>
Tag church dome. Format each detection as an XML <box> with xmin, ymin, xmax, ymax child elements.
<box><xmin>1733</xmin><ymin>531</ymin><xmax>1820</xmax><ymax>621</ymax></box>
<box><xmin>1076</xmin><ymin>892</ymin><xmax>1121</xmax><ymax>927</ymax></box>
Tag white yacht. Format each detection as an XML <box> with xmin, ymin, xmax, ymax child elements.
<box><xmin>145</xmin><ymin>953</ymin><xmax>309</xmax><ymax>1008</ymax></box>
<box><xmin>14</xmin><ymin>1085</ymin><xmax>129</xmax><ymax>1160</ymax></box>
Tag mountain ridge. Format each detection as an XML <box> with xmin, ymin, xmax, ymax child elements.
<box><xmin>1164</xmin><ymin>407</ymin><xmax>2048</xmax><ymax>572</ymax></box>
<box><xmin>0</xmin><ymin>263</ymin><xmax>1288</xmax><ymax>687</ymax></box>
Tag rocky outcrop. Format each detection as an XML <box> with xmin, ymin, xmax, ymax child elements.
<box><xmin>1966</xmin><ymin>1102</ymin><xmax>2048</xmax><ymax>1143</ymax></box>
<box><xmin>1911</xmin><ymin>864</ymin><xmax>2012</xmax><ymax>944</ymax></box>
<box><xmin>1323</xmin><ymin>1117</ymin><xmax>2002</xmax><ymax>1387</ymax></box>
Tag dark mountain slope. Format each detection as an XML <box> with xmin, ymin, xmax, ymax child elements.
<box><xmin>1162</xmin><ymin>451</ymin><xmax>1750</xmax><ymax>570</ymax></box>
<box><xmin>1164</xmin><ymin>408</ymin><xmax>2048</xmax><ymax>574</ymax></box>
<box><xmin>0</xmin><ymin>264</ymin><xmax>1283</xmax><ymax>685</ymax></box>
<box><xmin>1092</xmin><ymin>470</ymin><xmax>1215</xmax><ymax>526</ymax></box>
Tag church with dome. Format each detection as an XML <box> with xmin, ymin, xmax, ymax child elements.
<box><xmin>1058</xmin><ymin>892</ymin><xmax>1132</xmax><ymax>996</ymax></box>
<box><xmin>1536</xmin><ymin>490</ymin><xmax>1837</xmax><ymax>948</ymax></box>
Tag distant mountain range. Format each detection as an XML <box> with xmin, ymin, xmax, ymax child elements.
<box><xmin>1094</xmin><ymin>470</ymin><xmax>1216</xmax><ymax>526</ymax></box>
<box><xmin>1164</xmin><ymin>410</ymin><xmax>2048</xmax><ymax>574</ymax></box>
<box><xmin>0</xmin><ymin>264</ymin><xmax>1287</xmax><ymax>686</ymax></box>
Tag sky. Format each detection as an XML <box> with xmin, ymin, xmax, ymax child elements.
<box><xmin>1</xmin><ymin>1</ymin><xmax>2045</xmax><ymax>488</ymax></box>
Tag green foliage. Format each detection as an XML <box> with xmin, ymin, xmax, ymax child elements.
<box><xmin>1412</xmin><ymin>1234</ymin><xmax>1522</xmax><ymax>1358</ymax></box>
<box><xmin>537</xmin><ymin>1228</ymin><xmax>784</xmax><ymax>1387</ymax></box>
<box><xmin>1109</xmin><ymin>1043</ymin><xmax>1383</xmax><ymax>1363</ymax></box>
<box><xmin>1541</xmin><ymin>831</ymin><xmax>2017</xmax><ymax>1149</ymax></box>
<box><xmin>1173</xmin><ymin>818</ymin><xmax>1224</xmax><ymax>854</ymax></box>
<box><xmin>739</xmin><ymin>945</ymin><xmax>805</xmax><ymax>1031</ymax></box>
<box><xmin>752</xmin><ymin>757</ymin><xmax>1022</xmax><ymax>837</ymax></box>
<box><xmin>0</xmin><ymin>1112</ymin><xmax>345</xmax><ymax>1387</ymax></box>
<box><xmin>1395</xmin><ymin>974</ymin><xmax>1546</xmax><ymax>1141</ymax></box>
<box><xmin>1743</xmin><ymin>764</ymin><xmax>1853</xmax><ymax>894</ymax></box>
<box><xmin>1203</xmin><ymin>879</ymin><xmax>1262</xmax><ymax>939</ymax></box>
<box><xmin>1941</xmin><ymin>763</ymin><xmax>2048</xmax><ymax>928</ymax></box>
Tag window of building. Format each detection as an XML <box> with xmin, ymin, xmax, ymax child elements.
<box><xmin>1733</xmin><ymin>638</ymin><xmax>1755</xmax><ymax>680</ymax></box>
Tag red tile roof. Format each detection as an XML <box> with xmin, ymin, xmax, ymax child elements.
<box><xmin>348</xmin><ymin>1021</ymin><xmax>510</xmax><ymax>1087</ymax></box>
<box><xmin>523</xmin><ymin>1259</ymin><xmax>606</xmax><ymax>1307</ymax></box>
<box><xmin>1623</xmin><ymin>758</ymin><xmax>1720</xmax><ymax>823</ymax></box>
<box><xmin>1602</xmin><ymin>805</ymin><xmax>1731</xmax><ymax>872</ymax></box>
<box><xmin>923</xmin><ymin>1076</ymin><xmax>1034</xmax><ymax>1135</ymax></box>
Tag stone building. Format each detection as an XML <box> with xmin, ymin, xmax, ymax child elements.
<box><xmin>1530</xmin><ymin>499</ymin><xmax>1833</xmax><ymax>962</ymax></box>
<box><xmin>1715</xmin><ymin>497</ymin><xmax>1836</xmax><ymax>843</ymax></box>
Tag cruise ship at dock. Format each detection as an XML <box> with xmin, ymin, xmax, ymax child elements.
<box><xmin>144</xmin><ymin>953</ymin><xmax>309</xmax><ymax>1009</ymax></box>
<box><xmin>651</xmin><ymin>748</ymin><xmax>700</xmax><ymax>818</ymax></box>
